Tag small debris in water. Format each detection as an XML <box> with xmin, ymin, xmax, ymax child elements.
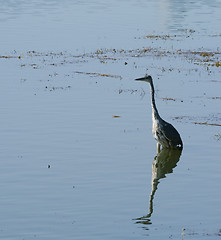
<box><xmin>145</xmin><ymin>34</ymin><xmax>171</xmax><ymax>40</ymax></box>
<box><xmin>214</xmin><ymin>133</ymin><xmax>221</xmax><ymax>141</ymax></box>
<box><xmin>215</xmin><ymin>61</ymin><xmax>221</xmax><ymax>67</ymax></box>
<box><xmin>194</xmin><ymin>122</ymin><xmax>221</xmax><ymax>127</ymax></box>
<box><xmin>0</xmin><ymin>55</ymin><xmax>15</xmax><ymax>59</ymax></box>
<box><xmin>162</xmin><ymin>97</ymin><xmax>176</xmax><ymax>101</ymax></box>
<box><xmin>174</xmin><ymin>116</ymin><xmax>184</xmax><ymax>120</ymax></box>
<box><xmin>112</xmin><ymin>115</ymin><xmax>120</xmax><ymax>118</ymax></box>
<box><xmin>74</xmin><ymin>71</ymin><xmax>122</xmax><ymax>79</ymax></box>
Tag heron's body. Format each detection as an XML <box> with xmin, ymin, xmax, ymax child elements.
<box><xmin>152</xmin><ymin>113</ymin><xmax>182</xmax><ymax>149</ymax></box>
<box><xmin>136</xmin><ymin>75</ymin><xmax>183</xmax><ymax>149</ymax></box>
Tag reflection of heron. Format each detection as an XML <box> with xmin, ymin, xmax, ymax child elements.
<box><xmin>136</xmin><ymin>75</ymin><xmax>183</xmax><ymax>151</ymax></box>
<box><xmin>135</xmin><ymin>148</ymin><xmax>182</xmax><ymax>227</ymax></box>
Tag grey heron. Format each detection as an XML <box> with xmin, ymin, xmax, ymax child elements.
<box><xmin>136</xmin><ymin>75</ymin><xmax>183</xmax><ymax>150</ymax></box>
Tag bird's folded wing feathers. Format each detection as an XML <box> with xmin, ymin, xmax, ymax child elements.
<box><xmin>160</xmin><ymin>121</ymin><xmax>181</xmax><ymax>143</ymax></box>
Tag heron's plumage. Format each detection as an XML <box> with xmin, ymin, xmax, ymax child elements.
<box><xmin>155</xmin><ymin>119</ymin><xmax>183</xmax><ymax>148</ymax></box>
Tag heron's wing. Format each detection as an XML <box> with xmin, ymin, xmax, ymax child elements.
<box><xmin>160</xmin><ymin>120</ymin><xmax>182</xmax><ymax>144</ymax></box>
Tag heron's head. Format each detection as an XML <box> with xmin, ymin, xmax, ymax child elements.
<box><xmin>135</xmin><ymin>74</ymin><xmax>152</xmax><ymax>83</ymax></box>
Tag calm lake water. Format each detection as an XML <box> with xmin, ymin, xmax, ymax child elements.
<box><xmin>0</xmin><ymin>1</ymin><xmax>221</xmax><ymax>239</ymax></box>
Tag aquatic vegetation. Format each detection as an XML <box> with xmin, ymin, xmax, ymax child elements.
<box><xmin>194</xmin><ymin>122</ymin><xmax>221</xmax><ymax>127</ymax></box>
<box><xmin>74</xmin><ymin>71</ymin><xmax>122</xmax><ymax>79</ymax></box>
<box><xmin>200</xmin><ymin>52</ymin><xmax>214</xmax><ymax>57</ymax></box>
<box><xmin>145</xmin><ymin>34</ymin><xmax>171</xmax><ymax>40</ymax></box>
<box><xmin>182</xmin><ymin>228</ymin><xmax>221</xmax><ymax>237</ymax></box>
<box><xmin>0</xmin><ymin>55</ymin><xmax>19</xmax><ymax>59</ymax></box>
<box><xmin>215</xmin><ymin>61</ymin><xmax>221</xmax><ymax>67</ymax></box>
<box><xmin>162</xmin><ymin>97</ymin><xmax>183</xmax><ymax>102</ymax></box>
<box><xmin>45</xmin><ymin>86</ymin><xmax>71</xmax><ymax>91</ymax></box>
<box><xmin>173</xmin><ymin>114</ymin><xmax>221</xmax><ymax>128</ymax></box>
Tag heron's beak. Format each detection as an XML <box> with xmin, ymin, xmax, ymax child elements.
<box><xmin>135</xmin><ymin>77</ymin><xmax>146</xmax><ymax>81</ymax></box>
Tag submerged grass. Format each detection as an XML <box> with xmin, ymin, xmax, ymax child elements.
<box><xmin>194</xmin><ymin>122</ymin><xmax>221</xmax><ymax>127</ymax></box>
<box><xmin>74</xmin><ymin>71</ymin><xmax>122</xmax><ymax>79</ymax></box>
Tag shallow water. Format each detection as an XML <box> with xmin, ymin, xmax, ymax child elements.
<box><xmin>0</xmin><ymin>1</ymin><xmax>221</xmax><ymax>239</ymax></box>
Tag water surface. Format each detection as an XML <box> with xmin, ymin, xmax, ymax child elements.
<box><xmin>0</xmin><ymin>1</ymin><xmax>221</xmax><ymax>239</ymax></box>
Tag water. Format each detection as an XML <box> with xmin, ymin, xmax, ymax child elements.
<box><xmin>0</xmin><ymin>1</ymin><xmax>221</xmax><ymax>239</ymax></box>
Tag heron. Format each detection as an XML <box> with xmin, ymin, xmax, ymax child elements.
<box><xmin>135</xmin><ymin>75</ymin><xmax>183</xmax><ymax>150</ymax></box>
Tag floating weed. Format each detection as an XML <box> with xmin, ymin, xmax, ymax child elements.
<box><xmin>210</xmin><ymin>96</ymin><xmax>221</xmax><ymax>100</ymax></box>
<box><xmin>173</xmin><ymin>114</ymin><xmax>221</xmax><ymax>126</ymax></box>
<box><xmin>183</xmin><ymin>228</ymin><xmax>221</xmax><ymax>238</ymax></box>
<box><xmin>199</xmin><ymin>52</ymin><xmax>214</xmax><ymax>57</ymax></box>
<box><xmin>162</xmin><ymin>97</ymin><xmax>183</xmax><ymax>102</ymax></box>
<box><xmin>174</xmin><ymin>116</ymin><xmax>184</xmax><ymax>120</ymax></box>
<box><xmin>95</xmin><ymin>49</ymin><xmax>104</xmax><ymax>55</ymax></box>
<box><xmin>118</xmin><ymin>88</ymin><xmax>145</xmax><ymax>97</ymax></box>
<box><xmin>141</xmin><ymin>48</ymin><xmax>152</xmax><ymax>53</ymax></box>
<box><xmin>194</xmin><ymin>122</ymin><xmax>221</xmax><ymax>127</ymax></box>
<box><xmin>0</xmin><ymin>55</ymin><xmax>17</xmax><ymax>59</ymax></box>
<box><xmin>215</xmin><ymin>61</ymin><xmax>221</xmax><ymax>67</ymax></box>
<box><xmin>45</xmin><ymin>86</ymin><xmax>71</xmax><ymax>91</ymax></box>
<box><xmin>1</xmin><ymin>34</ymin><xmax>220</xmax><ymax>81</ymax></box>
<box><xmin>74</xmin><ymin>71</ymin><xmax>122</xmax><ymax>79</ymax></box>
<box><xmin>189</xmin><ymin>29</ymin><xmax>195</xmax><ymax>34</ymax></box>
<box><xmin>89</xmin><ymin>47</ymin><xmax>220</xmax><ymax>70</ymax></box>
<box><xmin>163</xmin><ymin>97</ymin><xmax>176</xmax><ymax>101</ymax></box>
<box><xmin>145</xmin><ymin>34</ymin><xmax>172</xmax><ymax>40</ymax></box>
<box><xmin>32</xmin><ymin>45</ymin><xmax>214</xmax><ymax>72</ymax></box>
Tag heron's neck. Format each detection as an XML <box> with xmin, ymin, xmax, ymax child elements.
<box><xmin>149</xmin><ymin>82</ymin><xmax>160</xmax><ymax>119</ymax></box>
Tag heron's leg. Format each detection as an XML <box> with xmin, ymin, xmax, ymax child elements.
<box><xmin>157</xmin><ymin>143</ymin><xmax>161</xmax><ymax>154</ymax></box>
